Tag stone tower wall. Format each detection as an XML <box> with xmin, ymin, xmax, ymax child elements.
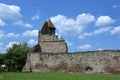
<box><xmin>39</xmin><ymin>41</ymin><xmax>67</xmax><ymax>53</ymax></box>
<box><xmin>38</xmin><ymin>34</ymin><xmax>67</xmax><ymax>53</ymax></box>
<box><xmin>38</xmin><ymin>34</ymin><xmax>63</xmax><ymax>42</ymax></box>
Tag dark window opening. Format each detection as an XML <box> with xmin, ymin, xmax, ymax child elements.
<box><xmin>40</xmin><ymin>58</ymin><xmax>43</xmax><ymax>61</ymax></box>
<box><xmin>85</xmin><ymin>66</ymin><xmax>93</xmax><ymax>71</ymax></box>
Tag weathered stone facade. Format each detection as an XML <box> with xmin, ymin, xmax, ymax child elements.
<box><xmin>23</xmin><ymin>50</ymin><xmax>120</xmax><ymax>73</ymax></box>
<box><xmin>38</xmin><ymin>19</ymin><xmax>67</xmax><ymax>53</ymax></box>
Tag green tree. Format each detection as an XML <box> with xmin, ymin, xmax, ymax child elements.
<box><xmin>0</xmin><ymin>54</ymin><xmax>5</xmax><ymax>64</ymax></box>
<box><xmin>0</xmin><ymin>54</ymin><xmax>6</xmax><ymax>72</ymax></box>
<box><xmin>5</xmin><ymin>43</ymin><xmax>31</xmax><ymax>72</ymax></box>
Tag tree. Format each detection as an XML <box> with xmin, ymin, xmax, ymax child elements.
<box><xmin>5</xmin><ymin>43</ymin><xmax>31</xmax><ymax>72</ymax></box>
<box><xmin>0</xmin><ymin>54</ymin><xmax>6</xmax><ymax>72</ymax></box>
<box><xmin>0</xmin><ymin>54</ymin><xmax>5</xmax><ymax>64</ymax></box>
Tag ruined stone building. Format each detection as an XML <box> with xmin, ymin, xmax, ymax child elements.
<box><xmin>23</xmin><ymin>19</ymin><xmax>120</xmax><ymax>74</ymax></box>
<box><xmin>38</xmin><ymin>19</ymin><xmax>67</xmax><ymax>53</ymax></box>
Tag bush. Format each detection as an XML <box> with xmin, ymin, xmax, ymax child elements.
<box><xmin>0</xmin><ymin>67</ymin><xmax>4</xmax><ymax>72</ymax></box>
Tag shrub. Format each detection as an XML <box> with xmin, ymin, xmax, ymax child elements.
<box><xmin>0</xmin><ymin>67</ymin><xmax>4</xmax><ymax>72</ymax></box>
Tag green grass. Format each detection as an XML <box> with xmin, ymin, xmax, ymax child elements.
<box><xmin>0</xmin><ymin>72</ymin><xmax>120</xmax><ymax>80</ymax></box>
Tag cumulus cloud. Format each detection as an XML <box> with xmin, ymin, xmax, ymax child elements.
<box><xmin>79</xmin><ymin>27</ymin><xmax>112</xmax><ymax>39</ymax></box>
<box><xmin>28</xmin><ymin>39</ymin><xmax>37</xmax><ymax>46</ymax></box>
<box><xmin>0</xmin><ymin>3</ymin><xmax>33</xmax><ymax>28</ymax></box>
<box><xmin>0</xmin><ymin>3</ymin><xmax>22</xmax><ymax>20</ymax></box>
<box><xmin>78</xmin><ymin>44</ymin><xmax>92</xmax><ymax>50</ymax></box>
<box><xmin>0</xmin><ymin>42</ymin><xmax>3</xmax><ymax>52</ymax></box>
<box><xmin>50</xmin><ymin>13</ymin><xmax>95</xmax><ymax>35</ymax></box>
<box><xmin>66</xmin><ymin>41</ymin><xmax>73</xmax><ymax>46</ymax></box>
<box><xmin>6</xmin><ymin>32</ymin><xmax>19</xmax><ymax>37</ymax></box>
<box><xmin>31</xmin><ymin>13</ymin><xmax>40</xmax><ymax>20</ymax></box>
<box><xmin>0</xmin><ymin>31</ymin><xmax>20</xmax><ymax>39</ymax></box>
<box><xmin>14</xmin><ymin>20</ymin><xmax>33</xmax><ymax>28</ymax></box>
<box><xmin>0</xmin><ymin>42</ymin><xmax>6</xmax><ymax>53</ymax></box>
<box><xmin>55</xmin><ymin>32</ymin><xmax>62</xmax><ymax>38</ymax></box>
<box><xmin>0</xmin><ymin>30</ymin><xmax>4</xmax><ymax>39</ymax></box>
<box><xmin>79</xmin><ymin>32</ymin><xmax>92</xmax><ymax>39</ymax></box>
<box><xmin>0</xmin><ymin>19</ymin><xmax>5</xmax><ymax>26</ymax></box>
<box><xmin>97</xmin><ymin>49</ymin><xmax>103</xmax><ymax>51</ymax></box>
<box><xmin>111</xmin><ymin>26</ymin><xmax>120</xmax><ymax>36</ymax></box>
<box><xmin>112</xmin><ymin>5</ymin><xmax>120</xmax><ymax>8</ymax></box>
<box><xmin>95</xmin><ymin>16</ymin><xmax>114</xmax><ymax>27</ymax></box>
<box><xmin>23</xmin><ymin>30</ymin><xmax>38</xmax><ymax>37</ymax></box>
<box><xmin>6</xmin><ymin>41</ymin><xmax>20</xmax><ymax>49</ymax></box>
<box><xmin>0</xmin><ymin>42</ymin><xmax>3</xmax><ymax>46</ymax></box>
<box><xmin>93</xmin><ymin>27</ymin><xmax>112</xmax><ymax>34</ymax></box>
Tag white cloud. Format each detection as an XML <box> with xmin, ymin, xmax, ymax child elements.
<box><xmin>6</xmin><ymin>32</ymin><xmax>19</xmax><ymax>37</ymax></box>
<box><xmin>50</xmin><ymin>13</ymin><xmax>95</xmax><ymax>35</ymax></box>
<box><xmin>23</xmin><ymin>30</ymin><xmax>38</xmax><ymax>37</ymax></box>
<box><xmin>6</xmin><ymin>41</ymin><xmax>20</xmax><ymax>49</ymax></box>
<box><xmin>31</xmin><ymin>13</ymin><xmax>40</xmax><ymax>20</ymax></box>
<box><xmin>0</xmin><ymin>42</ymin><xmax>6</xmax><ymax>53</ymax></box>
<box><xmin>0</xmin><ymin>3</ymin><xmax>22</xmax><ymax>20</ymax></box>
<box><xmin>0</xmin><ymin>19</ymin><xmax>5</xmax><ymax>26</ymax></box>
<box><xmin>97</xmin><ymin>49</ymin><xmax>103</xmax><ymax>51</ymax></box>
<box><xmin>0</xmin><ymin>3</ymin><xmax>33</xmax><ymax>28</ymax></box>
<box><xmin>0</xmin><ymin>48</ymin><xmax>6</xmax><ymax>53</ymax></box>
<box><xmin>0</xmin><ymin>30</ymin><xmax>4</xmax><ymax>39</ymax></box>
<box><xmin>55</xmin><ymin>32</ymin><xmax>62</xmax><ymax>38</ymax></box>
<box><xmin>76</xmin><ymin>13</ymin><xmax>95</xmax><ymax>26</ymax></box>
<box><xmin>111</xmin><ymin>26</ymin><xmax>120</xmax><ymax>36</ymax></box>
<box><xmin>0</xmin><ymin>31</ymin><xmax>20</xmax><ymax>39</ymax></box>
<box><xmin>14</xmin><ymin>20</ymin><xmax>33</xmax><ymax>28</ymax></box>
<box><xmin>0</xmin><ymin>42</ymin><xmax>3</xmax><ymax>46</ymax></box>
<box><xmin>66</xmin><ymin>41</ymin><xmax>73</xmax><ymax>46</ymax></box>
<box><xmin>79</xmin><ymin>27</ymin><xmax>112</xmax><ymax>39</ymax></box>
<box><xmin>79</xmin><ymin>32</ymin><xmax>92</xmax><ymax>39</ymax></box>
<box><xmin>28</xmin><ymin>39</ymin><xmax>37</xmax><ymax>46</ymax></box>
<box><xmin>95</xmin><ymin>16</ymin><xmax>114</xmax><ymax>26</ymax></box>
<box><xmin>93</xmin><ymin>27</ymin><xmax>112</xmax><ymax>35</ymax></box>
<box><xmin>78</xmin><ymin>44</ymin><xmax>92</xmax><ymax>50</ymax></box>
<box><xmin>112</xmin><ymin>5</ymin><xmax>120</xmax><ymax>8</ymax></box>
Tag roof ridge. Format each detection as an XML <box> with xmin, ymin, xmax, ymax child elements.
<box><xmin>47</xmin><ymin>19</ymin><xmax>55</xmax><ymax>28</ymax></box>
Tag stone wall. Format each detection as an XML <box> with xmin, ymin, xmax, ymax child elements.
<box><xmin>38</xmin><ymin>34</ymin><xmax>67</xmax><ymax>53</ymax></box>
<box><xmin>38</xmin><ymin>34</ymin><xmax>63</xmax><ymax>42</ymax></box>
<box><xmin>40</xmin><ymin>41</ymin><xmax>67</xmax><ymax>53</ymax></box>
<box><xmin>23</xmin><ymin>50</ymin><xmax>120</xmax><ymax>73</ymax></box>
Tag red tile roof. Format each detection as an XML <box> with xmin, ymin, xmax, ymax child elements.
<box><xmin>47</xmin><ymin>19</ymin><xmax>55</xmax><ymax>28</ymax></box>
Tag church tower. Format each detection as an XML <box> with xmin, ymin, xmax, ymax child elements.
<box><xmin>40</xmin><ymin>19</ymin><xmax>55</xmax><ymax>35</ymax></box>
<box><xmin>38</xmin><ymin>19</ymin><xmax>68</xmax><ymax>53</ymax></box>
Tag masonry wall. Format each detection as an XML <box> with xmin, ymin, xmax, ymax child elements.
<box><xmin>23</xmin><ymin>50</ymin><xmax>120</xmax><ymax>73</ymax></box>
<box><xmin>38</xmin><ymin>34</ymin><xmax>67</xmax><ymax>53</ymax></box>
<box><xmin>38</xmin><ymin>34</ymin><xmax>63</xmax><ymax>42</ymax></box>
<box><xmin>40</xmin><ymin>41</ymin><xmax>67</xmax><ymax>53</ymax></box>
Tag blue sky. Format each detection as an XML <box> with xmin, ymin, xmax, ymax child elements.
<box><xmin>0</xmin><ymin>0</ymin><xmax>120</xmax><ymax>53</ymax></box>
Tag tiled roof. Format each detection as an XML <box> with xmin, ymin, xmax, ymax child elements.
<box><xmin>47</xmin><ymin>19</ymin><xmax>55</xmax><ymax>28</ymax></box>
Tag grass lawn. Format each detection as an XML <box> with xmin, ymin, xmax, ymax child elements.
<box><xmin>0</xmin><ymin>72</ymin><xmax>120</xmax><ymax>80</ymax></box>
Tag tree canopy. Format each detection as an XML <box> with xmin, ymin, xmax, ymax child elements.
<box><xmin>0</xmin><ymin>54</ymin><xmax>6</xmax><ymax>65</ymax></box>
<box><xmin>5</xmin><ymin>43</ymin><xmax>31</xmax><ymax>72</ymax></box>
